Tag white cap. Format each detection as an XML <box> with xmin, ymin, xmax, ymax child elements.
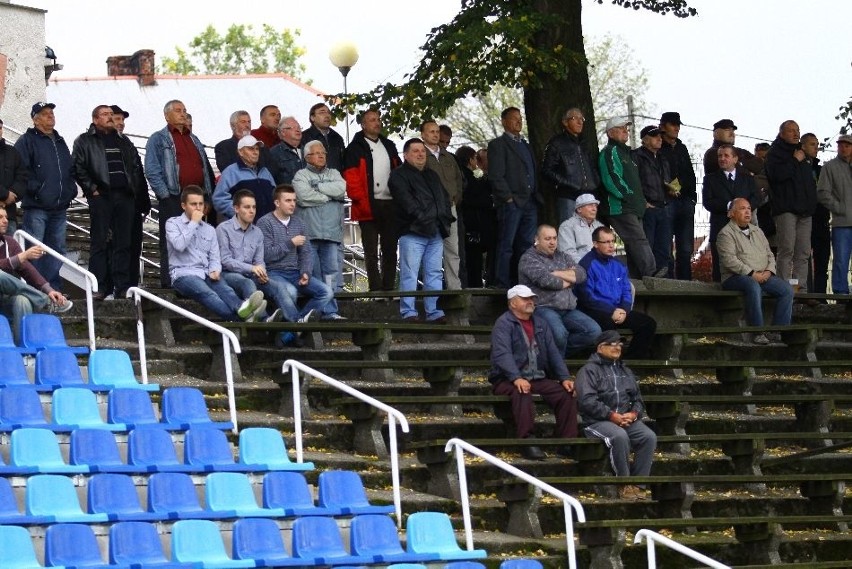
<box><xmin>575</xmin><ymin>193</ymin><xmax>600</xmax><ymax>209</ymax></box>
<box><xmin>507</xmin><ymin>284</ymin><xmax>537</xmax><ymax>300</ymax></box>
<box><xmin>237</xmin><ymin>135</ymin><xmax>264</xmax><ymax>150</ymax></box>
<box><xmin>605</xmin><ymin>116</ymin><xmax>631</xmax><ymax>130</ymax></box>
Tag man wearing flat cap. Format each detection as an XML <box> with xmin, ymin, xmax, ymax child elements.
<box><xmin>213</xmin><ymin>135</ymin><xmax>276</xmax><ymax>221</ymax></box>
<box><xmin>703</xmin><ymin>118</ymin><xmax>764</xmax><ymax>177</ymax></box>
<box><xmin>489</xmin><ymin>284</ymin><xmax>579</xmax><ymax>460</ymax></box>
<box><xmin>658</xmin><ymin>112</ymin><xmax>697</xmax><ymax>280</ymax></box>
<box><xmin>576</xmin><ymin>329</ymin><xmax>656</xmax><ymax>500</ymax></box>
<box><xmin>633</xmin><ymin>125</ymin><xmax>672</xmax><ymax>277</ymax></box>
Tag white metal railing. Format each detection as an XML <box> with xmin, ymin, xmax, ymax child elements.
<box><xmin>126</xmin><ymin>287</ymin><xmax>241</xmax><ymax>433</ymax></box>
<box><xmin>444</xmin><ymin>438</ymin><xmax>586</xmax><ymax>569</ymax></box>
<box><xmin>634</xmin><ymin>529</ymin><xmax>731</xmax><ymax>569</ymax></box>
<box><xmin>14</xmin><ymin>229</ymin><xmax>98</xmax><ymax>351</ymax></box>
<box><xmin>281</xmin><ymin>359</ymin><xmax>409</xmax><ymax>527</ymax></box>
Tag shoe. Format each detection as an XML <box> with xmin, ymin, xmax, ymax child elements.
<box><xmin>50</xmin><ymin>299</ymin><xmax>74</xmax><ymax>314</ymax></box>
<box><xmin>522</xmin><ymin>445</ymin><xmax>546</xmax><ymax>461</ymax></box>
<box><xmin>766</xmin><ymin>332</ymin><xmax>782</xmax><ymax>343</ymax></box>
<box><xmin>321</xmin><ymin>313</ymin><xmax>348</xmax><ymax>321</ymax></box>
<box><xmin>752</xmin><ymin>333</ymin><xmax>770</xmax><ymax>345</ymax></box>
<box><xmin>653</xmin><ymin>266</ymin><xmax>669</xmax><ymax>278</ymax></box>
<box><xmin>297</xmin><ymin>309</ymin><xmax>318</xmax><ymax>323</ymax></box>
<box><xmin>246</xmin><ymin>300</ymin><xmax>267</xmax><ymax>323</ymax></box>
<box><xmin>555</xmin><ymin>446</ymin><xmax>574</xmax><ymax>459</ymax></box>
<box><xmin>237</xmin><ymin>290</ymin><xmax>265</xmax><ymax>320</ymax></box>
<box><xmin>619</xmin><ymin>485</ymin><xmax>648</xmax><ymax>501</ymax></box>
<box><xmin>92</xmin><ymin>291</ymin><xmax>106</xmax><ymax>301</ymax></box>
<box><xmin>402</xmin><ymin>315</ymin><xmax>421</xmax><ymax>323</ymax></box>
<box><xmin>265</xmin><ymin>308</ymin><xmax>282</xmax><ymax>323</ymax></box>
<box><xmin>276</xmin><ymin>331</ymin><xmax>303</xmax><ymax>348</ymax></box>
<box><xmin>427</xmin><ymin>316</ymin><xmax>448</xmax><ymax>325</ymax></box>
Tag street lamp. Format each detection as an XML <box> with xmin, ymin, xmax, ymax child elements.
<box><xmin>329</xmin><ymin>41</ymin><xmax>359</xmax><ymax>144</ymax></box>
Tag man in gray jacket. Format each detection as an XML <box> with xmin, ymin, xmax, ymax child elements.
<box><xmin>817</xmin><ymin>134</ymin><xmax>852</xmax><ymax>295</ymax></box>
<box><xmin>519</xmin><ymin>224</ymin><xmax>600</xmax><ymax>357</ymax></box>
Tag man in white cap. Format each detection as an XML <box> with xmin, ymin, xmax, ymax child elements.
<box><xmin>213</xmin><ymin>134</ymin><xmax>276</xmax><ymax>221</ymax></box>
<box><xmin>817</xmin><ymin>134</ymin><xmax>852</xmax><ymax>295</ymax></box>
<box><xmin>558</xmin><ymin>193</ymin><xmax>603</xmax><ymax>259</ymax></box>
<box><xmin>489</xmin><ymin>284</ymin><xmax>578</xmax><ymax>460</ymax></box>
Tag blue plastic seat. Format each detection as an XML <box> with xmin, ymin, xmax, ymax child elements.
<box><xmin>35</xmin><ymin>348</ymin><xmax>86</xmax><ymax>387</ymax></box>
<box><xmin>0</xmin><ymin>386</ymin><xmax>48</xmax><ymax>429</ymax></box>
<box><xmin>148</xmin><ymin>472</ymin><xmax>234</xmax><ymax>520</ymax></box>
<box><xmin>110</xmin><ymin>521</ymin><xmax>196</xmax><ymax>568</ymax></box>
<box><xmin>127</xmin><ymin>428</ymin><xmax>194</xmax><ymax>472</ymax></box>
<box><xmin>10</xmin><ymin>428</ymin><xmax>90</xmax><ymax>473</ymax></box>
<box><xmin>161</xmin><ymin>387</ymin><xmax>232</xmax><ymax>430</ymax></box>
<box><xmin>262</xmin><ymin>471</ymin><xmax>337</xmax><ymax>517</ymax></box>
<box><xmin>21</xmin><ymin>314</ymin><xmax>89</xmax><ymax>355</ymax></box>
<box><xmin>108</xmin><ymin>388</ymin><xmax>164</xmax><ymax>428</ymax></box>
<box><xmin>350</xmin><ymin>514</ymin><xmax>434</xmax><ymax>563</ymax></box>
<box><xmin>500</xmin><ymin>560</ymin><xmax>543</xmax><ymax>569</ymax></box>
<box><xmin>0</xmin><ymin>347</ymin><xmax>31</xmax><ymax>387</ymax></box>
<box><xmin>171</xmin><ymin>519</ymin><xmax>255</xmax><ymax>568</ymax></box>
<box><xmin>0</xmin><ymin>477</ymin><xmax>54</xmax><ymax>525</ymax></box>
<box><xmin>446</xmin><ymin>563</ymin><xmax>487</xmax><ymax>569</ymax></box>
<box><xmin>184</xmin><ymin>427</ymin><xmax>249</xmax><ymax>472</ymax></box>
<box><xmin>87</xmin><ymin>473</ymin><xmax>162</xmax><ymax>521</ymax></box>
<box><xmin>405</xmin><ymin>512</ymin><xmax>486</xmax><ymax>560</ymax></box>
<box><xmin>232</xmin><ymin>518</ymin><xmax>304</xmax><ymax>567</ymax></box>
<box><xmin>0</xmin><ymin>314</ymin><xmax>18</xmax><ymax>348</ymax></box>
<box><xmin>238</xmin><ymin>427</ymin><xmax>314</xmax><ymax>471</ymax></box>
<box><xmin>69</xmin><ymin>429</ymin><xmax>143</xmax><ymax>473</ymax></box>
<box><xmin>0</xmin><ymin>525</ymin><xmax>52</xmax><ymax>569</ymax></box>
<box><xmin>26</xmin><ymin>474</ymin><xmax>110</xmax><ymax>523</ymax></box>
<box><xmin>88</xmin><ymin>349</ymin><xmax>159</xmax><ymax>391</ymax></box>
<box><xmin>44</xmin><ymin>523</ymin><xmax>123</xmax><ymax>568</ymax></box>
<box><xmin>291</xmin><ymin>516</ymin><xmax>372</xmax><ymax>566</ymax></box>
<box><xmin>52</xmin><ymin>387</ymin><xmax>127</xmax><ymax>431</ymax></box>
<box><xmin>317</xmin><ymin>470</ymin><xmax>395</xmax><ymax>515</ymax></box>
<box><xmin>205</xmin><ymin>472</ymin><xmax>287</xmax><ymax>517</ymax></box>
<box><xmin>386</xmin><ymin>565</ymin><xmax>429</xmax><ymax>569</ymax></box>
<box><xmin>0</xmin><ymin>443</ymin><xmax>36</xmax><ymax>475</ymax></box>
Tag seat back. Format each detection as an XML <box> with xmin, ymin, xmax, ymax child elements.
<box><xmin>0</xmin><ymin>477</ymin><xmax>22</xmax><ymax>517</ymax></box>
<box><xmin>184</xmin><ymin>427</ymin><xmax>235</xmax><ymax>466</ymax></box>
<box><xmin>161</xmin><ymin>387</ymin><xmax>212</xmax><ymax>425</ymax></box>
<box><xmin>171</xmin><ymin>519</ymin><xmax>243</xmax><ymax>565</ymax></box>
<box><xmin>88</xmin><ymin>349</ymin><xmax>139</xmax><ymax>388</ymax></box>
<box><xmin>21</xmin><ymin>314</ymin><xmax>70</xmax><ymax>350</ymax></box>
<box><xmin>446</xmin><ymin>563</ymin><xmax>487</xmax><ymax>569</ymax></box>
<box><xmin>148</xmin><ymin>472</ymin><xmax>205</xmax><ymax>515</ymax></box>
<box><xmin>52</xmin><ymin>387</ymin><xmax>106</xmax><ymax>427</ymax></box>
<box><xmin>0</xmin><ymin>314</ymin><xmax>16</xmax><ymax>348</ymax></box>
<box><xmin>88</xmin><ymin>473</ymin><xmax>145</xmax><ymax>515</ymax></box>
<box><xmin>232</xmin><ymin>517</ymin><xmax>292</xmax><ymax>561</ymax></box>
<box><xmin>0</xmin><ymin>348</ymin><xmax>29</xmax><ymax>386</ymax></box>
<box><xmin>500</xmin><ymin>560</ymin><xmax>544</xmax><ymax>569</ymax></box>
<box><xmin>318</xmin><ymin>469</ymin><xmax>371</xmax><ymax>509</ymax></box>
<box><xmin>0</xmin><ymin>386</ymin><xmax>47</xmax><ymax>426</ymax></box>
<box><xmin>128</xmin><ymin>427</ymin><xmax>181</xmax><ymax>468</ymax></box>
<box><xmin>108</xmin><ymin>388</ymin><xmax>158</xmax><ymax>425</ymax></box>
<box><xmin>406</xmin><ymin>511</ymin><xmax>465</xmax><ymax>555</ymax></box>
<box><xmin>0</xmin><ymin>525</ymin><xmax>42</xmax><ymax>569</ymax></box>
<box><xmin>206</xmin><ymin>472</ymin><xmax>259</xmax><ymax>512</ymax></box>
<box><xmin>10</xmin><ymin>428</ymin><xmax>66</xmax><ymax>468</ymax></box>
<box><xmin>70</xmin><ymin>428</ymin><xmax>123</xmax><ymax>468</ymax></box>
<box><xmin>238</xmin><ymin>426</ymin><xmax>292</xmax><ymax>466</ymax></box>
<box><xmin>25</xmin><ymin>474</ymin><xmax>87</xmax><ymax>517</ymax></box>
<box><xmin>110</xmin><ymin>521</ymin><xmax>170</xmax><ymax>565</ymax></box>
<box><xmin>291</xmin><ymin>516</ymin><xmax>349</xmax><ymax>560</ymax></box>
<box><xmin>44</xmin><ymin>523</ymin><xmax>105</xmax><ymax>567</ymax></box>
<box><xmin>34</xmin><ymin>348</ymin><xmax>84</xmax><ymax>386</ymax></box>
<box><xmin>350</xmin><ymin>513</ymin><xmax>406</xmax><ymax>557</ymax></box>
<box><xmin>262</xmin><ymin>471</ymin><xmax>315</xmax><ymax>510</ymax></box>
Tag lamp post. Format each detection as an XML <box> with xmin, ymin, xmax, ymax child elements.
<box><xmin>329</xmin><ymin>41</ymin><xmax>359</xmax><ymax>144</ymax></box>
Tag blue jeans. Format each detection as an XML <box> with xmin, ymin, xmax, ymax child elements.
<box><xmin>172</xmin><ymin>274</ymin><xmax>243</xmax><ymax>321</ymax></box>
<box><xmin>495</xmin><ymin>200</ymin><xmax>537</xmax><ymax>288</ymax></box>
<box><xmin>221</xmin><ymin>272</ymin><xmax>269</xmax><ymax>319</ymax></box>
<box><xmin>722</xmin><ymin>274</ymin><xmax>793</xmax><ymax>326</ymax></box>
<box><xmin>265</xmin><ymin>269</ymin><xmax>333</xmax><ymax>322</ymax></box>
<box><xmin>535</xmin><ymin>306</ymin><xmax>602</xmax><ymax>357</ymax></box>
<box><xmin>666</xmin><ymin>199</ymin><xmax>695</xmax><ymax>280</ymax></box>
<box><xmin>22</xmin><ymin>207</ymin><xmax>67</xmax><ymax>290</ymax></box>
<box><xmin>0</xmin><ymin>270</ymin><xmax>50</xmax><ymax>343</ymax></box>
<box><xmin>642</xmin><ymin>205</ymin><xmax>672</xmax><ymax>276</ymax></box>
<box><xmin>831</xmin><ymin>226</ymin><xmax>852</xmax><ymax>294</ymax></box>
<box><xmin>311</xmin><ymin>239</ymin><xmax>341</xmax><ymax>316</ymax></box>
<box><xmin>398</xmin><ymin>233</ymin><xmax>444</xmax><ymax>320</ymax></box>
<box><xmin>556</xmin><ymin>197</ymin><xmax>576</xmax><ymax>227</ymax></box>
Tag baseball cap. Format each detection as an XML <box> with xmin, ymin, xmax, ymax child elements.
<box><xmin>596</xmin><ymin>330</ymin><xmax>625</xmax><ymax>346</ymax></box>
<box><xmin>507</xmin><ymin>285</ymin><xmax>537</xmax><ymax>300</ymax></box>
<box><xmin>31</xmin><ymin>102</ymin><xmax>56</xmax><ymax>118</ymax></box>
<box><xmin>713</xmin><ymin>119</ymin><xmax>737</xmax><ymax>130</ymax></box>
<box><xmin>237</xmin><ymin>135</ymin><xmax>264</xmax><ymax>150</ymax></box>
<box><xmin>605</xmin><ymin>116</ymin><xmax>631</xmax><ymax>130</ymax></box>
<box><xmin>575</xmin><ymin>193</ymin><xmax>600</xmax><ymax>209</ymax></box>
<box><xmin>110</xmin><ymin>105</ymin><xmax>130</xmax><ymax>118</ymax></box>
<box><xmin>837</xmin><ymin>134</ymin><xmax>852</xmax><ymax>145</ymax></box>
<box><xmin>640</xmin><ymin>125</ymin><xmax>662</xmax><ymax>138</ymax></box>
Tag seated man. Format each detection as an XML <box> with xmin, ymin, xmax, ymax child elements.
<box><xmin>717</xmin><ymin>197</ymin><xmax>793</xmax><ymax>345</ymax></box>
<box><xmin>489</xmin><ymin>284</ymin><xmax>578</xmax><ymax>461</ymax></box>
<box><xmin>215</xmin><ymin>189</ymin><xmax>280</xmax><ymax>323</ymax></box>
<box><xmin>557</xmin><ymin>193</ymin><xmax>604</xmax><ymax>260</ymax></box>
<box><xmin>256</xmin><ymin>184</ymin><xmax>333</xmax><ymax>324</ymax></box>
<box><xmin>518</xmin><ymin>224</ymin><xmax>600</xmax><ymax>357</ymax></box>
<box><xmin>212</xmin><ymin>135</ymin><xmax>277</xmax><ymax>221</ymax></box>
<box><xmin>166</xmin><ymin>186</ymin><xmax>265</xmax><ymax>322</ymax></box>
<box><xmin>576</xmin><ymin>226</ymin><xmax>657</xmax><ymax>359</ymax></box>
<box><xmin>0</xmin><ymin>206</ymin><xmax>72</xmax><ymax>342</ymax></box>
<box><xmin>576</xmin><ymin>330</ymin><xmax>656</xmax><ymax>500</ymax></box>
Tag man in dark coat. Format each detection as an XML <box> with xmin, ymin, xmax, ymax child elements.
<box><xmin>0</xmin><ymin>118</ymin><xmax>26</xmax><ymax>235</ymax></box>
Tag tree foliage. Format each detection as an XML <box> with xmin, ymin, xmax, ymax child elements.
<box><xmin>160</xmin><ymin>24</ymin><xmax>308</xmax><ymax>79</ymax></box>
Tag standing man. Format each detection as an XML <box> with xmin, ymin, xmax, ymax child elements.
<box><xmin>250</xmin><ymin>105</ymin><xmax>281</xmax><ymax>149</ymax></box>
<box><xmin>801</xmin><ymin>133</ymin><xmax>829</xmax><ymax>296</ymax></box>
<box><xmin>213</xmin><ymin>135</ymin><xmax>276</xmax><ymax>220</ymax></box>
<box><xmin>71</xmin><ymin>105</ymin><xmax>146</xmax><ymax>299</ymax></box>
<box><xmin>343</xmin><ymin>109</ymin><xmax>401</xmax><ymax>292</ymax></box>
<box><xmin>14</xmin><ymin>102</ymin><xmax>76</xmax><ymax>290</ymax></box>
<box><xmin>388</xmin><ymin>138</ymin><xmax>453</xmax><ymax>323</ymax></box>
<box><xmin>145</xmin><ymin>100</ymin><xmax>214</xmax><ymax>288</ymax></box>
<box><xmin>558</xmin><ymin>193</ymin><xmax>604</xmax><ymax>261</ymax></box>
<box><xmin>489</xmin><ymin>284</ymin><xmax>578</xmax><ymax>460</ymax></box>
<box><xmin>518</xmin><ymin>225</ymin><xmax>601</xmax><ymax>357</ymax></box>
<box><xmin>765</xmin><ymin>120</ymin><xmax>817</xmax><ymax>289</ymax></box>
<box><xmin>302</xmin><ymin>103</ymin><xmax>345</xmax><ymax>172</ymax></box>
<box><xmin>214</xmin><ymin>110</ymin><xmax>252</xmax><ymax>172</ymax></box>
<box><xmin>489</xmin><ymin>107</ymin><xmax>540</xmax><ymax>289</ymax></box>
<box><xmin>633</xmin><ymin>125</ymin><xmax>672</xmax><ymax>277</ymax></box>
<box><xmin>293</xmin><ymin>140</ymin><xmax>347</xmax><ymax>321</ymax></box>
<box><xmin>703</xmin><ymin>119</ymin><xmax>764</xmax><ymax>176</ymax></box>
<box><xmin>817</xmin><ymin>134</ymin><xmax>852</xmax><ymax>296</ymax></box>
<box><xmin>598</xmin><ymin>117</ymin><xmax>655</xmax><ymax>278</ymax></box>
<box><xmin>268</xmin><ymin>117</ymin><xmax>304</xmax><ymax>186</ymax></box>
<box><xmin>422</xmin><ymin>119</ymin><xmax>464</xmax><ymax>290</ymax></box>
<box><xmin>0</xmin><ymin>118</ymin><xmax>26</xmax><ymax>235</ymax></box>
<box><xmin>542</xmin><ymin>107</ymin><xmax>600</xmax><ymax>224</ymax></box>
<box><xmin>576</xmin><ymin>330</ymin><xmax>656</xmax><ymax>500</ymax></box>
<box><xmin>658</xmin><ymin>112</ymin><xmax>697</xmax><ymax>280</ymax></box>
<box><xmin>438</xmin><ymin>125</ymin><xmax>453</xmax><ymax>150</ymax></box>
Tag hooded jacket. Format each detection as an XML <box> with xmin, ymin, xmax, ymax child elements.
<box><xmin>293</xmin><ymin>164</ymin><xmax>347</xmax><ymax>243</ymax></box>
<box><xmin>576</xmin><ymin>352</ymin><xmax>646</xmax><ymax>423</ymax></box>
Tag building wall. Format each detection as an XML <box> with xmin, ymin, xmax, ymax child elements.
<box><xmin>0</xmin><ymin>2</ymin><xmax>47</xmax><ymax>140</ymax></box>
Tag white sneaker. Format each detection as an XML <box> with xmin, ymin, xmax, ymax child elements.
<box><xmin>50</xmin><ymin>299</ymin><xmax>74</xmax><ymax>314</ymax></box>
<box><xmin>265</xmin><ymin>308</ymin><xmax>282</xmax><ymax>323</ymax></box>
<box><xmin>246</xmin><ymin>300</ymin><xmax>267</xmax><ymax>323</ymax></box>
<box><xmin>237</xmin><ymin>290</ymin><xmax>265</xmax><ymax>320</ymax></box>
<box><xmin>297</xmin><ymin>309</ymin><xmax>318</xmax><ymax>323</ymax></box>
<box><xmin>321</xmin><ymin>313</ymin><xmax>347</xmax><ymax>321</ymax></box>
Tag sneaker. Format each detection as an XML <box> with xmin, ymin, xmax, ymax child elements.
<box><xmin>752</xmin><ymin>333</ymin><xmax>770</xmax><ymax>345</ymax></box>
<box><xmin>265</xmin><ymin>308</ymin><xmax>282</xmax><ymax>323</ymax></box>
<box><xmin>297</xmin><ymin>309</ymin><xmax>318</xmax><ymax>324</ymax></box>
<box><xmin>321</xmin><ymin>313</ymin><xmax>347</xmax><ymax>321</ymax></box>
<box><xmin>246</xmin><ymin>300</ymin><xmax>267</xmax><ymax>323</ymax></box>
<box><xmin>50</xmin><ymin>299</ymin><xmax>74</xmax><ymax>314</ymax></box>
<box><xmin>237</xmin><ymin>291</ymin><xmax>265</xmax><ymax>320</ymax></box>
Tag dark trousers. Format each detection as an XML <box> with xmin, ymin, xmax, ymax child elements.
<box><xmin>492</xmin><ymin>378</ymin><xmax>578</xmax><ymax>439</ymax></box>
<box><xmin>89</xmin><ymin>191</ymin><xmax>136</xmax><ymax>296</ymax></box>
<box><xmin>128</xmin><ymin>212</ymin><xmax>145</xmax><ymax>289</ymax></box>
<box><xmin>157</xmin><ymin>195</ymin><xmax>183</xmax><ymax>288</ymax></box>
<box><xmin>810</xmin><ymin>205</ymin><xmax>831</xmax><ymax>294</ymax></box>
<box><xmin>585</xmin><ymin>308</ymin><xmax>657</xmax><ymax>360</ymax></box>
<box><xmin>360</xmin><ymin>199</ymin><xmax>398</xmax><ymax>291</ymax></box>
<box><xmin>667</xmin><ymin>199</ymin><xmax>694</xmax><ymax>280</ymax></box>
<box><xmin>642</xmin><ymin>205</ymin><xmax>672</xmax><ymax>277</ymax></box>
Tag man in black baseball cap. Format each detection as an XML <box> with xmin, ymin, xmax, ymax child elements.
<box><xmin>659</xmin><ymin>111</ymin><xmax>697</xmax><ymax>280</ymax></box>
<box><xmin>30</xmin><ymin>102</ymin><xmax>56</xmax><ymax>118</ymax></box>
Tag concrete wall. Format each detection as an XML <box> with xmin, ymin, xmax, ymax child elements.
<box><xmin>0</xmin><ymin>2</ymin><xmax>47</xmax><ymax>141</ymax></box>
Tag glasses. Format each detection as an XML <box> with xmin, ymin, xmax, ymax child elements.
<box><xmin>307</xmin><ymin>152</ymin><xmax>327</xmax><ymax>156</ymax></box>
<box><xmin>596</xmin><ymin>239</ymin><xmax>616</xmax><ymax>245</ymax></box>
<box><xmin>567</xmin><ymin>116</ymin><xmax>586</xmax><ymax>122</ymax></box>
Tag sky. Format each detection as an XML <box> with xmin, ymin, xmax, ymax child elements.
<box><xmin>18</xmin><ymin>0</ymin><xmax>852</xmax><ymax>156</ymax></box>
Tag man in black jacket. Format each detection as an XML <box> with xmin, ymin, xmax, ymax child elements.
<box><xmin>0</xmin><ymin>119</ymin><xmax>26</xmax><ymax>235</ymax></box>
<box><xmin>542</xmin><ymin>107</ymin><xmax>600</xmax><ymax>225</ymax></box>
<box><xmin>633</xmin><ymin>126</ymin><xmax>671</xmax><ymax>278</ymax></box>
<box><xmin>71</xmin><ymin>105</ymin><xmax>146</xmax><ymax>298</ymax></box>
<box><xmin>388</xmin><ymin>138</ymin><xmax>453</xmax><ymax>323</ymax></box>
<box><xmin>658</xmin><ymin>112</ymin><xmax>697</xmax><ymax>280</ymax></box>
<box><xmin>302</xmin><ymin>103</ymin><xmax>345</xmax><ymax>172</ymax></box>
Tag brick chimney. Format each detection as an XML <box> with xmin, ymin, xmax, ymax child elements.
<box><xmin>106</xmin><ymin>49</ymin><xmax>156</xmax><ymax>86</ymax></box>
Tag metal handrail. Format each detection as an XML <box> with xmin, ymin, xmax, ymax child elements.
<box><xmin>281</xmin><ymin>359</ymin><xmax>409</xmax><ymax>527</ymax></box>
<box><xmin>634</xmin><ymin>529</ymin><xmax>731</xmax><ymax>569</ymax></box>
<box><xmin>126</xmin><ymin>287</ymin><xmax>241</xmax><ymax>433</ymax></box>
<box><xmin>444</xmin><ymin>438</ymin><xmax>586</xmax><ymax>569</ymax></box>
<box><xmin>14</xmin><ymin>229</ymin><xmax>98</xmax><ymax>351</ymax></box>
